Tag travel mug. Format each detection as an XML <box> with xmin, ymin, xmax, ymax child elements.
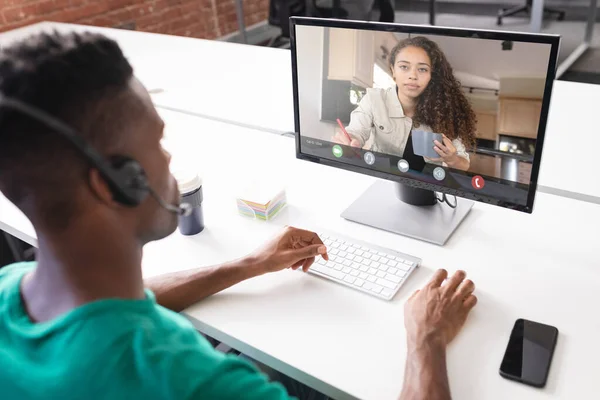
<box><xmin>173</xmin><ymin>170</ymin><xmax>204</xmax><ymax>235</ymax></box>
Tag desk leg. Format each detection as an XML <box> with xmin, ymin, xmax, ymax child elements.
<box><xmin>429</xmin><ymin>0</ymin><xmax>436</xmax><ymax>25</ymax></box>
<box><xmin>530</xmin><ymin>0</ymin><xmax>544</xmax><ymax>32</ymax></box>
<box><xmin>234</xmin><ymin>0</ymin><xmax>248</xmax><ymax>44</ymax></box>
<box><xmin>555</xmin><ymin>0</ymin><xmax>598</xmax><ymax>78</ymax></box>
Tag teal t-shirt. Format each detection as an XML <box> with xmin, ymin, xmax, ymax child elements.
<box><xmin>0</xmin><ymin>262</ymin><xmax>292</xmax><ymax>399</ymax></box>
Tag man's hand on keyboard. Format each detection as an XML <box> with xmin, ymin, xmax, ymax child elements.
<box><xmin>251</xmin><ymin>226</ymin><xmax>329</xmax><ymax>273</ymax></box>
<box><xmin>404</xmin><ymin>269</ymin><xmax>477</xmax><ymax>348</ymax></box>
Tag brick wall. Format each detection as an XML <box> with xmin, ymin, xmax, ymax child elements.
<box><xmin>0</xmin><ymin>0</ymin><xmax>270</xmax><ymax>39</ymax></box>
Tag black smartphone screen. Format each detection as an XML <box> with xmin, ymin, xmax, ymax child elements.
<box><xmin>499</xmin><ymin>319</ymin><xmax>558</xmax><ymax>387</ymax></box>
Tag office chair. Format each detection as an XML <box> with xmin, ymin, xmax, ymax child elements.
<box><xmin>268</xmin><ymin>0</ymin><xmax>348</xmax><ymax>47</ymax></box>
<box><xmin>497</xmin><ymin>0</ymin><xmax>565</xmax><ymax>25</ymax></box>
<box><xmin>268</xmin><ymin>0</ymin><xmax>393</xmax><ymax>47</ymax></box>
<box><xmin>1</xmin><ymin>231</ymin><xmax>35</xmax><ymax>265</ymax></box>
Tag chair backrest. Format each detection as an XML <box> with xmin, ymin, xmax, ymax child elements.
<box><xmin>268</xmin><ymin>0</ymin><xmax>348</xmax><ymax>38</ymax></box>
<box><xmin>268</xmin><ymin>0</ymin><xmax>306</xmax><ymax>37</ymax></box>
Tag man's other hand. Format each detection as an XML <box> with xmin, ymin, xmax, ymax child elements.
<box><xmin>404</xmin><ymin>269</ymin><xmax>477</xmax><ymax>348</ymax></box>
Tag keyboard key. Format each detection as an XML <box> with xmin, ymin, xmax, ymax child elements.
<box><xmin>350</xmin><ymin>270</ymin><xmax>359</xmax><ymax>277</ymax></box>
<box><xmin>396</xmin><ymin>263</ymin><xmax>411</xmax><ymax>272</ymax></box>
<box><xmin>395</xmin><ymin>269</ymin><xmax>407</xmax><ymax>278</ymax></box>
<box><xmin>379</xmin><ymin>265</ymin><xmax>388</xmax><ymax>272</ymax></box>
<box><xmin>388</xmin><ymin>267</ymin><xmax>398</xmax><ymax>274</ymax></box>
<box><xmin>340</xmin><ymin>245</ymin><xmax>348</xmax><ymax>251</ymax></box>
<box><xmin>371</xmin><ymin>255</ymin><xmax>380</xmax><ymax>262</ymax></box>
<box><xmin>376</xmin><ymin>271</ymin><xmax>386</xmax><ymax>278</ymax></box>
<box><xmin>379</xmin><ymin>258</ymin><xmax>388</xmax><ymax>266</ymax></box>
<box><xmin>332</xmin><ymin>242</ymin><xmax>340</xmax><ymax>248</ymax></box>
<box><xmin>346</xmin><ymin>255</ymin><xmax>355</xmax><ymax>261</ymax></box>
<box><xmin>334</xmin><ymin>264</ymin><xmax>343</xmax><ymax>271</ymax></box>
<box><xmin>361</xmin><ymin>260</ymin><xmax>371</xmax><ymax>267</ymax></box>
<box><xmin>354</xmin><ymin>249</ymin><xmax>363</xmax><ymax>256</ymax></box>
<box><xmin>378</xmin><ymin>252</ymin><xmax>386</xmax><ymax>256</ymax></box>
<box><xmin>363</xmin><ymin>253</ymin><xmax>372</xmax><ymax>259</ymax></box>
<box><xmin>342</xmin><ymin>267</ymin><xmax>351</xmax><ymax>273</ymax></box>
<box><xmin>347</xmin><ymin>247</ymin><xmax>355</xmax><ymax>254</ymax></box>
<box><xmin>371</xmin><ymin>261</ymin><xmax>380</xmax><ymax>269</ymax></box>
<box><xmin>352</xmin><ymin>262</ymin><xmax>362</xmax><ymax>269</ymax></box>
<box><xmin>324</xmin><ymin>239</ymin><xmax>333</xmax><ymax>245</ymax></box>
<box><xmin>311</xmin><ymin>264</ymin><xmax>345</xmax><ymax>280</ymax></box>
<box><xmin>370</xmin><ymin>284</ymin><xmax>383</xmax><ymax>294</ymax></box>
<box><xmin>336</xmin><ymin>238</ymin><xmax>345</xmax><ymax>243</ymax></box>
<box><xmin>359</xmin><ymin>272</ymin><xmax>368</xmax><ymax>279</ymax></box>
<box><xmin>368</xmin><ymin>268</ymin><xmax>378</xmax><ymax>275</ymax></box>
<box><xmin>343</xmin><ymin>260</ymin><xmax>352</xmax><ymax>267</ymax></box>
<box><xmin>317</xmin><ymin>258</ymin><xmax>326</xmax><ymax>265</ymax></box>
<box><xmin>361</xmin><ymin>246</ymin><xmax>370</xmax><ymax>251</ymax></box>
<box><xmin>404</xmin><ymin>260</ymin><xmax>415</xmax><ymax>266</ymax></box>
<box><xmin>388</xmin><ymin>260</ymin><xmax>397</xmax><ymax>267</ymax></box>
<box><xmin>339</xmin><ymin>251</ymin><xmax>347</xmax><ymax>258</ymax></box>
<box><xmin>330</xmin><ymin>249</ymin><xmax>339</xmax><ymax>255</ymax></box>
<box><xmin>354</xmin><ymin>256</ymin><xmax>363</xmax><ymax>263</ymax></box>
<box><xmin>344</xmin><ymin>276</ymin><xmax>356</xmax><ymax>284</ymax></box>
<box><xmin>354</xmin><ymin>279</ymin><xmax>365</xmax><ymax>287</ymax></box>
<box><xmin>381</xmin><ymin>289</ymin><xmax>393</xmax><ymax>298</ymax></box>
<box><xmin>359</xmin><ymin>265</ymin><xmax>369</xmax><ymax>272</ymax></box>
<box><xmin>385</xmin><ymin>274</ymin><xmax>401</xmax><ymax>283</ymax></box>
<box><xmin>367</xmin><ymin>276</ymin><xmax>377</xmax><ymax>283</ymax></box>
<box><xmin>376</xmin><ymin>278</ymin><xmax>397</xmax><ymax>290</ymax></box>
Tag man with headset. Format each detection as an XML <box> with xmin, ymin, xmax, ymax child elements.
<box><xmin>0</xmin><ymin>31</ymin><xmax>477</xmax><ymax>399</ymax></box>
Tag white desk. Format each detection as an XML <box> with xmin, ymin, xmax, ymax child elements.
<box><xmin>2</xmin><ymin>108</ymin><xmax>600</xmax><ymax>400</ymax></box>
<box><xmin>1</xmin><ymin>23</ymin><xmax>599</xmax><ymax>202</ymax></box>
<box><xmin>0</xmin><ymin>22</ymin><xmax>295</xmax><ymax>134</ymax></box>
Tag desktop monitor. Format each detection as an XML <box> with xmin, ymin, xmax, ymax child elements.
<box><xmin>290</xmin><ymin>17</ymin><xmax>560</xmax><ymax>245</ymax></box>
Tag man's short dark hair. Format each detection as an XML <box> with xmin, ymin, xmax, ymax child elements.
<box><xmin>0</xmin><ymin>31</ymin><xmax>134</xmax><ymax>229</ymax></box>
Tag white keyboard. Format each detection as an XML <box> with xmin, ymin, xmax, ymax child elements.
<box><xmin>308</xmin><ymin>230</ymin><xmax>421</xmax><ymax>301</ymax></box>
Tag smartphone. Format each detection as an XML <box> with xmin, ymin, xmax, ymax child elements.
<box><xmin>499</xmin><ymin>318</ymin><xmax>558</xmax><ymax>388</ymax></box>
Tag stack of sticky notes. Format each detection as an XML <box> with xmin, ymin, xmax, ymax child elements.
<box><xmin>236</xmin><ymin>181</ymin><xmax>287</xmax><ymax>221</ymax></box>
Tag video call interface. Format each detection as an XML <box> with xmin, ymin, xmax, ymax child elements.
<box><xmin>294</xmin><ymin>24</ymin><xmax>553</xmax><ymax>208</ymax></box>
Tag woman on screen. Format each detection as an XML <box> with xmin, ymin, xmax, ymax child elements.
<box><xmin>332</xmin><ymin>36</ymin><xmax>476</xmax><ymax>171</ymax></box>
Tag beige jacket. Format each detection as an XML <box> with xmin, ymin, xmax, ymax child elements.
<box><xmin>344</xmin><ymin>87</ymin><xmax>469</xmax><ymax>164</ymax></box>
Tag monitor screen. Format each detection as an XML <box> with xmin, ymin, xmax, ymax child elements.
<box><xmin>291</xmin><ymin>18</ymin><xmax>559</xmax><ymax>212</ymax></box>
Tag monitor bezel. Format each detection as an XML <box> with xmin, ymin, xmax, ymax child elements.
<box><xmin>290</xmin><ymin>16</ymin><xmax>560</xmax><ymax>213</ymax></box>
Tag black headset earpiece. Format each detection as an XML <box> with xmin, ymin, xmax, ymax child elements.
<box><xmin>107</xmin><ymin>155</ymin><xmax>150</xmax><ymax>207</ymax></box>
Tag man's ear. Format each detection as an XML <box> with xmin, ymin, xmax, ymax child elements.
<box><xmin>88</xmin><ymin>168</ymin><xmax>118</xmax><ymax>207</ymax></box>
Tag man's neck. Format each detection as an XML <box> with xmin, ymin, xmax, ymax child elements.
<box><xmin>21</xmin><ymin>219</ymin><xmax>145</xmax><ymax>323</ymax></box>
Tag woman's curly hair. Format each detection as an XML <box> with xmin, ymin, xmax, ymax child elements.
<box><xmin>389</xmin><ymin>36</ymin><xmax>477</xmax><ymax>149</ymax></box>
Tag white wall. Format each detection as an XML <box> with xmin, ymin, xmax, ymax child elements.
<box><xmin>500</xmin><ymin>76</ymin><xmax>546</xmax><ymax>98</ymax></box>
<box><xmin>393</xmin><ymin>32</ymin><xmax>552</xmax><ymax>91</ymax></box>
<box><xmin>296</xmin><ymin>25</ymin><xmax>337</xmax><ymax>141</ymax></box>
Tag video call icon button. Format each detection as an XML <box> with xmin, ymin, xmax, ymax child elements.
<box><xmin>433</xmin><ymin>167</ymin><xmax>446</xmax><ymax>181</ymax></box>
<box><xmin>397</xmin><ymin>159</ymin><xmax>410</xmax><ymax>173</ymax></box>
<box><xmin>363</xmin><ymin>152</ymin><xmax>375</xmax><ymax>165</ymax></box>
<box><xmin>332</xmin><ymin>145</ymin><xmax>343</xmax><ymax>158</ymax></box>
<box><xmin>472</xmin><ymin>175</ymin><xmax>485</xmax><ymax>190</ymax></box>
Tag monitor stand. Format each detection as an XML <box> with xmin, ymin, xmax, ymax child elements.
<box><xmin>340</xmin><ymin>180</ymin><xmax>473</xmax><ymax>246</ymax></box>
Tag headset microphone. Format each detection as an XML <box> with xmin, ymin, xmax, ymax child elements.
<box><xmin>147</xmin><ymin>187</ymin><xmax>192</xmax><ymax>216</ymax></box>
